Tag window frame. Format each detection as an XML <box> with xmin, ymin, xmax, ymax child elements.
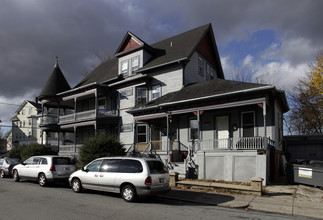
<box><xmin>189</xmin><ymin>117</ymin><xmax>199</xmax><ymax>141</ymax></box>
<box><xmin>121</xmin><ymin>60</ymin><xmax>129</xmax><ymax>75</ymax></box>
<box><xmin>241</xmin><ymin>111</ymin><xmax>256</xmax><ymax>137</ymax></box>
<box><xmin>136</xmin><ymin>124</ymin><xmax>148</xmax><ymax>143</ymax></box>
<box><xmin>131</xmin><ymin>56</ymin><xmax>139</xmax><ymax>73</ymax></box>
<box><xmin>151</xmin><ymin>84</ymin><xmax>161</xmax><ymax>100</ymax></box>
<box><xmin>136</xmin><ymin>87</ymin><xmax>147</xmax><ymax>106</ymax></box>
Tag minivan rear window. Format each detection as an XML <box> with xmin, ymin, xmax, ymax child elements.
<box><xmin>147</xmin><ymin>161</ymin><xmax>168</xmax><ymax>174</ymax></box>
<box><xmin>53</xmin><ymin>157</ymin><xmax>73</xmax><ymax>165</ymax></box>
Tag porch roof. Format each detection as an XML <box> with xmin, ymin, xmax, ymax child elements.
<box><xmin>129</xmin><ymin>78</ymin><xmax>288</xmax><ymax>114</ymax></box>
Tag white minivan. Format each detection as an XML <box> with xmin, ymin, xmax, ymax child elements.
<box><xmin>13</xmin><ymin>155</ymin><xmax>76</xmax><ymax>186</ymax></box>
<box><xmin>69</xmin><ymin>157</ymin><xmax>170</xmax><ymax>202</ymax></box>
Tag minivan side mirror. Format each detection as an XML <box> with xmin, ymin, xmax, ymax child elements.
<box><xmin>81</xmin><ymin>167</ymin><xmax>88</xmax><ymax>172</ymax></box>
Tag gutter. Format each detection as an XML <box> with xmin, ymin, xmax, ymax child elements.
<box><xmin>138</xmin><ymin>57</ymin><xmax>187</xmax><ymax>73</ymax></box>
<box><xmin>128</xmin><ymin>85</ymin><xmax>275</xmax><ymax>114</ymax></box>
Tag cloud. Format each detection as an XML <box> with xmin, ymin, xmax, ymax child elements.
<box><xmin>0</xmin><ymin>0</ymin><xmax>322</xmax><ymax>124</ymax></box>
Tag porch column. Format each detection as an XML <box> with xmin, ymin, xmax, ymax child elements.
<box><xmin>74</xmin><ymin>126</ymin><xmax>77</xmax><ymax>153</ymax></box>
<box><xmin>166</xmin><ymin>114</ymin><xmax>170</xmax><ymax>162</ymax></box>
<box><xmin>41</xmin><ymin>104</ymin><xmax>44</xmax><ymax>144</ymax></box>
<box><xmin>263</xmin><ymin>100</ymin><xmax>267</xmax><ymax>150</ymax></box>
<box><xmin>95</xmin><ymin>89</ymin><xmax>98</xmax><ymax>117</ymax></box>
<box><xmin>74</xmin><ymin>98</ymin><xmax>77</xmax><ymax>121</ymax></box>
<box><xmin>197</xmin><ymin>110</ymin><xmax>201</xmax><ymax>151</ymax></box>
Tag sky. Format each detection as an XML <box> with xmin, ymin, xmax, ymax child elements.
<box><xmin>0</xmin><ymin>0</ymin><xmax>322</xmax><ymax>130</ymax></box>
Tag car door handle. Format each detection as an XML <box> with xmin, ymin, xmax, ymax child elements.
<box><xmin>94</xmin><ymin>174</ymin><xmax>99</xmax><ymax>177</ymax></box>
<box><xmin>100</xmin><ymin>174</ymin><xmax>104</xmax><ymax>177</ymax></box>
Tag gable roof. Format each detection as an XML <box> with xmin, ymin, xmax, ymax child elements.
<box><xmin>128</xmin><ymin>78</ymin><xmax>288</xmax><ymax>113</ymax></box>
<box><xmin>15</xmin><ymin>100</ymin><xmax>41</xmax><ymax>114</ymax></box>
<box><xmin>76</xmin><ymin>24</ymin><xmax>223</xmax><ymax>88</ymax></box>
<box><xmin>38</xmin><ymin>59</ymin><xmax>71</xmax><ymax>98</ymax></box>
<box><xmin>75</xmin><ymin>58</ymin><xmax>119</xmax><ymax>88</ymax></box>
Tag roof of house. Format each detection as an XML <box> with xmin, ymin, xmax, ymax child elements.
<box><xmin>15</xmin><ymin>100</ymin><xmax>41</xmax><ymax>114</ymax></box>
<box><xmin>129</xmin><ymin>78</ymin><xmax>289</xmax><ymax>112</ymax></box>
<box><xmin>38</xmin><ymin>58</ymin><xmax>71</xmax><ymax>98</ymax></box>
<box><xmin>76</xmin><ymin>24</ymin><xmax>220</xmax><ymax>88</ymax></box>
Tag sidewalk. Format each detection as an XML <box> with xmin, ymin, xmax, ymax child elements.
<box><xmin>159</xmin><ymin>180</ymin><xmax>323</xmax><ymax>219</ymax></box>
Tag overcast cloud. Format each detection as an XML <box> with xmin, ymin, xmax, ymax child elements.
<box><xmin>0</xmin><ymin>0</ymin><xmax>322</xmax><ymax>126</ymax></box>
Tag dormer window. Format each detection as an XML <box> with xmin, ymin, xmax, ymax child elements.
<box><xmin>131</xmin><ymin>56</ymin><xmax>139</xmax><ymax>73</ymax></box>
<box><xmin>121</xmin><ymin>60</ymin><xmax>128</xmax><ymax>75</ymax></box>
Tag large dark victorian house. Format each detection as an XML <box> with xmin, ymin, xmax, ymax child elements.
<box><xmin>37</xmin><ymin>24</ymin><xmax>289</xmax><ymax>185</ymax></box>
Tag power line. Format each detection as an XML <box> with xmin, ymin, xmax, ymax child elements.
<box><xmin>0</xmin><ymin>102</ymin><xmax>20</xmax><ymax>107</ymax></box>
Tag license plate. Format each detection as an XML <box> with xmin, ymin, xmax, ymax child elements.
<box><xmin>159</xmin><ymin>178</ymin><xmax>165</xmax><ymax>184</ymax></box>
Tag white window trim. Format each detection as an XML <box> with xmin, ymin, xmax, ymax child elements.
<box><xmin>121</xmin><ymin>60</ymin><xmax>129</xmax><ymax>75</ymax></box>
<box><xmin>136</xmin><ymin>87</ymin><xmax>147</xmax><ymax>106</ymax></box>
<box><xmin>189</xmin><ymin>117</ymin><xmax>199</xmax><ymax>141</ymax></box>
<box><xmin>131</xmin><ymin>56</ymin><xmax>140</xmax><ymax>74</ymax></box>
<box><xmin>151</xmin><ymin>84</ymin><xmax>161</xmax><ymax>100</ymax></box>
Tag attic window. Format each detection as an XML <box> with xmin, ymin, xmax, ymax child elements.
<box><xmin>121</xmin><ymin>60</ymin><xmax>128</xmax><ymax>75</ymax></box>
<box><xmin>131</xmin><ymin>56</ymin><xmax>139</xmax><ymax>73</ymax></box>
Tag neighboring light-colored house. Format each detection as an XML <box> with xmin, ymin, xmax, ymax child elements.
<box><xmin>10</xmin><ymin>100</ymin><xmax>44</xmax><ymax>146</ymax></box>
<box><xmin>6</xmin><ymin>130</ymin><xmax>12</xmax><ymax>151</ymax></box>
<box><xmin>37</xmin><ymin>24</ymin><xmax>289</xmax><ymax>184</ymax></box>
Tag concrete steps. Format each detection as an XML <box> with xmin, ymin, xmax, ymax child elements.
<box><xmin>170</xmin><ymin>162</ymin><xmax>186</xmax><ymax>178</ymax></box>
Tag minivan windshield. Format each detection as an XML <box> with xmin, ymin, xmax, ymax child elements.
<box><xmin>147</xmin><ymin>161</ymin><xmax>168</xmax><ymax>174</ymax></box>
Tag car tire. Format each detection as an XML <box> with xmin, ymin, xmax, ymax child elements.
<box><xmin>71</xmin><ymin>178</ymin><xmax>82</xmax><ymax>193</ymax></box>
<box><xmin>0</xmin><ymin>170</ymin><xmax>5</xmax><ymax>178</ymax></box>
<box><xmin>38</xmin><ymin>173</ymin><xmax>47</xmax><ymax>187</ymax></box>
<box><xmin>121</xmin><ymin>185</ymin><xmax>136</xmax><ymax>202</ymax></box>
<box><xmin>13</xmin><ymin>170</ymin><xmax>20</xmax><ymax>182</ymax></box>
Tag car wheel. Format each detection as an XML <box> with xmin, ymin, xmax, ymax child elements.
<box><xmin>71</xmin><ymin>178</ymin><xmax>82</xmax><ymax>193</ymax></box>
<box><xmin>121</xmin><ymin>185</ymin><xmax>136</xmax><ymax>202</ymax></box>
<box><xmin>13</xmin><ymin>170</ymin><xmax>20</xmax><ymax>182</ymax></box>
<box><xmin>38</xmin><ymin>173</ymin><xmax>47</xmax><ymax>187</ymax></box>
<box><xmin>0</xmin><ymin>170</ymin><xmax>5</xmax><ymax>178</ymax></box>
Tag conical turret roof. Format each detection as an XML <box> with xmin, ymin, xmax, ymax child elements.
<box><xmin>39</xmin><ymin>57</ymin><xmax>71</xmax><ymax>98</ymax></box>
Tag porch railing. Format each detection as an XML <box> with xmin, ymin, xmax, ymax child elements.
<box><xmin>59</xmin><ymin>109</ymin><xmax>118</xmax><ymax>124</ymax></box>
<box><xmin>201</xmin><ymin>137</ymin><xmax>274</xmax><ymax>151</ymax></box>
<box><xmin>40</xmin><ymin>115</ymin><xmax>59</xmax><ymax>126</ymax></box>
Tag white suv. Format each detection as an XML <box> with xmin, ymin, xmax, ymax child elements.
<box><xmin>13</xmin><ymin>155</ymin><xmax>76</xmax><ymax>187</ymax></box>
<box><xmin>69</xmin><ymin>157</ymin><xmax>170</xmax><ymax>202</ymax></box>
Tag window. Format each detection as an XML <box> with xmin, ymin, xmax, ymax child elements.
<box><xmin>22</xmin><ymin>109</ymin><xmax>25</xmax><ymax>115</ymax></box>
<box><xmin>28</xmin><ymin>131</ymin><xmax>31</xmax><ymax>138</ymax></box>
<box><xmin>29</xmin><ymin>119</ymin><xmax>31</xmax><ymax>126</ymax></box>
<box><xmin>242</xmin><ymin>112</ymin><xmax>255</xmax><ymax>137</ymax></box>
<box><xmin>189</xmin><ymin>117</ymin><xmax>199</xmax><ymax>140</ymax></box>
<box><xmin>210</xmin><ymin>67</ymin><xmax>215</xmax><ymax>80</ymax></box>
<box><xmin>198</xmin><ymin>56</ymin><xmax>204</xmax><ymax>76</ymax></box>
<box><xmin>100</xmin><ymin>159</ymin><xmax>120</xmax><ymax>172</ymax></box>
<box><xmin>98</xmin><ymin>98</ymin><xmax>106</xmax><ymax>110</ymax></box>
<box><xmin>86</xmin><ymin>160</ymin><xmax>102</xmax><ymax>172</ymax></box>
<box><xmin>151</xmin><ymin>85</ymin><xmax>161</xmax><ymax>100</ymax></box>
<box><xmin>131</xmin><ymin>56</ymin><xmax>139</xmax><ymax>73</ymax></box>
<box><xmin>147</xmin><ymin>161</ymin><xmax>168</xmax><ymax>174</ymax></box>
<box><xmin>121</xmin><ymin>60</ymin><xmax>128</xmax><ymax>75</ymax></box>
<box><xmin>40</xmin><ymin>158</ymin><xmax>48</xmax><ymax>165</ymax></box>
<box><xmin>137</xmin><ymin>124</ymin><xmax>147</xmax><ymax>143</ymax></box>
<box><xmin>23</xmin><ymin>121</ymin><xmax>25</xmax><ymax>127</ymax></box>
<box><xmin>136</xmin><ymin>87</ymin><xmax>147</xmax><ymax>105</ymax></box>
<box><xmin>119</xmin><ymin>159</ymin><xmax>143</xmax><ymax>173</ymax></box>
<box><xmin>24</xmin><ymin>158</ymin><xmax>34</xmax><ymax>165</ymax></box>
<box><xmin>29</xmin><ymin>107</ymin><xmax>32</xmax><ymax>115</ymax></box>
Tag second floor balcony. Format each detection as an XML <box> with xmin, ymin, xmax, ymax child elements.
<box><xmin>40</xmin><ymin>109</ymin><xmax>119</xmax><ymax>126</ymax></box>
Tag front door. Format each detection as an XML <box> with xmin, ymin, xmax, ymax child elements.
<box><xmin>216</xmin><ymin>116</ymin><xmax>229</xmax><ymax>149</ymax></box>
